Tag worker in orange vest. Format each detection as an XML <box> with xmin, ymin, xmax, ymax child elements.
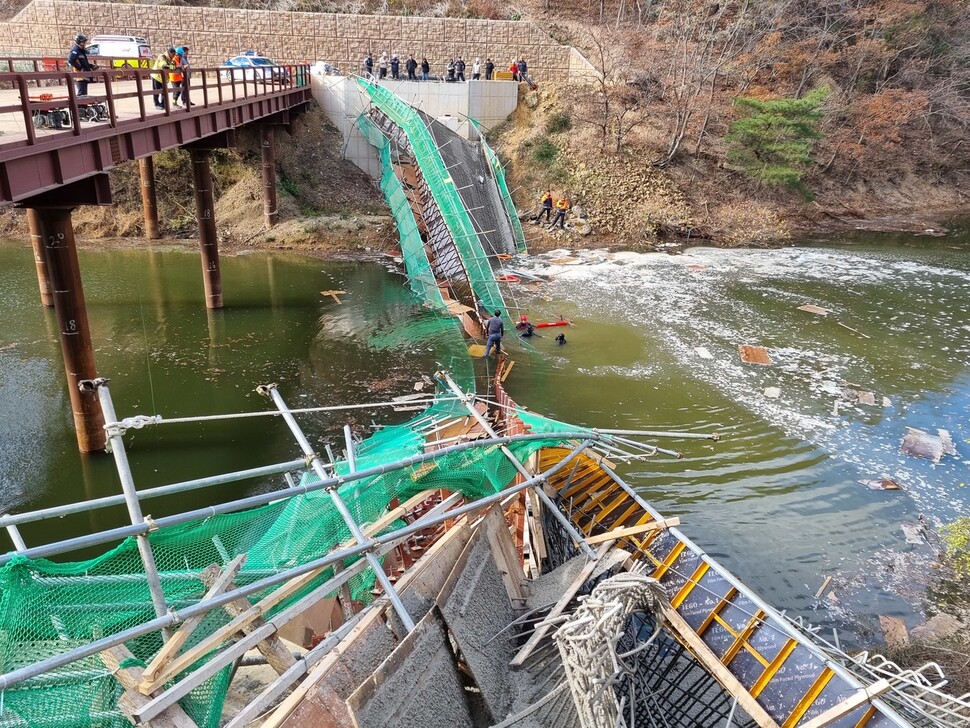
<box><xmin>535</xmin><ymin>190</ymin><xmax>553</xmax><ymax>223</ymax></box>
<box><xmin>549</xmin><ymin>195</ymin><xmax>571</xmax><ymax>229</ymax></box>
<box><xmin>170</xmin><ymin>51</ymin><xmax>185</xmax><ymax>107</ymax></box>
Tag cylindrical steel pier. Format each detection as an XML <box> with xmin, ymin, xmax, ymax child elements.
<box><xmin>26</xmin><ymin>208</ymin><xmax>54</xmax><ymax>307</ymax></box>
<box><xmin>138</xmin><ymin>157</ymin><xmax>161</xmax><ymax>240</ymax></box>
<box><xmin>261</xmin><ymin>125</ymin><xmax>278</xmax><ymax>230</ymax></box>
<box><xmin>31</xmin><ymin>207</ymin><xmax>106</xmax><ymax>452</ymax></box>
<box><xmin>189</xmin><ymin>148</ymin><xmax>223</xmax><ymax>309</ymax></box>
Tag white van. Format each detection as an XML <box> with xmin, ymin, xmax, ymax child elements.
<box><xmin>87</xmin><ymin>35</ymin><xmax>152</xmax><ymax>68</ymax></box>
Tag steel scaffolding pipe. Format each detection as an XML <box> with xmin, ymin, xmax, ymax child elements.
<box><xmin>95</xmin><ymin>380</ymin><xmax>171</xmax><ymax>640</ymax></box>
<box><xmin>0</xmin><ymin>437</ymin><xmax>589</xmax><ymax>691</ymax></box>
<box><xmin>0</xmin><ymin>428</ymin><xmax>596</xmax><ymax>568</ymax></box>
<box><xmin>263</xmin><ymin>384</ymin><xmax>416</xmax><ymax>632</ymax></box>
<box><xmin>0</xmin><ymin>458</ymin><xmax>307</xmax><ymax>530</ymax></box>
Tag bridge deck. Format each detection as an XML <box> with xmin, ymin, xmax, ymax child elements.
<box><xmin>0</xmin><ymin>63</ymin><xmax>311</xmax><ymax>204</ymax></box>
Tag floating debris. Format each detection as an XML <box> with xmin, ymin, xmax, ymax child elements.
<box><xmin>879</xmin><ymin>615</ymin><xmax>910</xmax><ymax>648</ymax></box>
<box><xmin>901</xmin><ymin>523</ymin><xmax>926</xmax><ymax>545</ymax></box>
<box><xmin>764</xmin><ymin>387</ymin><xmax>781</xmax><ymax>398</ymax></box>
<box><xmin>798</xmin><ymin>304</ymin><xmax>832</xmax><ymax>316</ymax></box>
<box><xmin>694</xmin><ymin>346</ymin><xmax>713</xmax><ymax>359</ymax></box>
<box><xmin>320</xmin><ymin>289</ymin><xmax>346</xmax><ymax>304</ymax></box>
<box><xmin>859</xmin><ymin>478</ymin><xmax>903</xmax><ymax>491</ymax></box>
<box><xmin>900</xmin><ymin>427</ymin><xmax>958</xmax><ymax>463</ymax></box>
<box><xmin>738</xmin><ymin>345</ymin><xmax>772</xmax><ymax>365</ymax></box>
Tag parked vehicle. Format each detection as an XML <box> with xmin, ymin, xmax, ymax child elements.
<box><xmin>221</xmin><ymin>54</ymin><xmax>290</xmax><ymax>83</ymax></box>
<box><xmin>86</xmin><ymin>35</ymin><xmax>152</xmax><ymax>68</ymax></box>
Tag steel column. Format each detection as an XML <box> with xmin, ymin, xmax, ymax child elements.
<box><xmin>261</xmin><ymin>125</ymin><xmax>278</xmax><ymax>229</ymax></box>
<box><xmin>138</xmin><ymin>157</ymin><xmax>160</xmax><ymax>240</ymax></box>
<box><xmin>31</xmin><ymin>207</ymin><xmax>106</xmax><ymax>452</ymax></box>
<box><xmin>188</xmin><ymin>148</ymin><xmax>223</xmax><ymax>309</ymax></box>
<box><xmin>26</xmin><ymin>208</ymin><xmax>53</xmax><ymax>307</ymax></box>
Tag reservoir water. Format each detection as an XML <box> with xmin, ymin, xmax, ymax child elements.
<box><xmin>0</xmin><ymin>227</ymin><xmax>967</xmax><ymax>644</ymax></box>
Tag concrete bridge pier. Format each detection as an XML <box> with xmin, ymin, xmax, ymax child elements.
<box><xmin>188</xmin><ymin>147</ymin><xmax>223</xmax><ymax>309</ymax></box>
<box><xmin>138</xmin><ymin>157</ymin><xmax>161</xmax><ymax>240</ymax></box>
<box><xmin>26</xmin><ymin>209</ymin><xmax>54</xmax><ymax>307</ymax></box>
<box><xmin>261</xmin><ymin>125</ymin><xmax>278</xmax><ymax>230</ymax></box>
<box><xmin>21</xmin><ymin>175</ymin><xmax>113</xmax><ymax>452</ymax></box>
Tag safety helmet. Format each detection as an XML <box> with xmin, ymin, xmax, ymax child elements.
<box><xmin>74</xmin><ymin>34</ymin><xmax>87</xmax><ymax>43</ymax></box>
<box><xmin>520</xmin><ymin>315</ymin><xmax>528</xmax><ymax>322</ymax></box>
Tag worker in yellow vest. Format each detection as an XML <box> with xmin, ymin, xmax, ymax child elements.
<box><xmin>151</xmin><ymin>48</ymin><xmax>177</xmax><ymax>110</ymax></box>
<box><xmin>549</xmin><ymin>195</ymin><xmax>571</xmax><ymax>230</ymax></box>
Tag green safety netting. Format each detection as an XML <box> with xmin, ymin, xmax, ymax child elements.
<box><xmin>0</xmin><ymin>403</ymin><xmax>586</xmax><ymax>727</ymax></box>
<box><xmin>357</xmin><ymin>113</ymin><xmax>446</xmax><ymax>313</ymax></box>
<box><xmin>355</xmin><ymin>78</ymin><xmax>507</xmax><ymax>316</ymax></box>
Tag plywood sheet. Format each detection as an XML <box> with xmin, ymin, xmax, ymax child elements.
<box><xmin>798</xmin><ymin>304</ymin><xmax>831</xmax><ymax>315</ymax></box>
<box><xmin>738</xmin><ymin>345</ymin><xmax>772</xmax><ymax>366</ymax></box>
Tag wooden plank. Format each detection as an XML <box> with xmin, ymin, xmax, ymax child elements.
<box><xmin>199</xmin><ymin>567</ymin><xmax>298</xmax><ymax>676</ymax></box>
<box><xmin>660</xmin><ymin>605</ymin><xmax>782</xmax><ymax>728</ymax></box>
<box><xmin>482</xmin><ymin>507</ymin><xmax>527</xmax><ymax>604</ymax></box>
<box><xmin>739</xmin><ymin>345</ymin><xmax>773</xmax><ymax>366</ymax></box>
<box><xmin>510</xmin><ymin>541</ymin><xmax>615</xmax><ymax>667</ymax></box>
<box><xmin>140</xmin><ymin>554</ymin><xmax>246</xmax><ymax>687</ymax></box>
<box><xmin>100</xmin><ymin>645</ymin><xmax>198</xmax><ymax>728</ymax></box>
<box><xmin>526</xmin><ymin>489</ymin><xmax>548</xmax><ymax>564</ymax></box>
<box><xmin>320</xmin><ymin>290</ymin><xmax>346</xmax><ymax>303</ymax></box>
<box><xmin>798</xmin><ymin>680</ymin><xmax>892</xmax><ymax>728</ymax></box>
<box><xmin>140</xmin><ymin>494</ymin><xmax>439</xmax><ymax>694</ymax></box>
<box><xmin>585</xmin><ymin>518</ymin><xmax>681</xmax><ymax>545</ymax></box>
<box><xmin>499</xmin><ymin>359</ymin><xmax>515</xmax><ymax>383</ymax></box>
<box><xmin>798</xmin><ymin>304</ymin><xmax>831</xmax><ymax>315</ymax></box>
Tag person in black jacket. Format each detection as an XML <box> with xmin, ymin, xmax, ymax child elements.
<box><xmin>405</xmin><ymin>55</ymin><xmax>417</xmax><ymax>81</ymax></box>
<box><xmin>67</xmin><ymin>34</ymin><xmax>95</xmax><ymax>97</ymax></box>
<box><xmin>485</xmin><ymin>58</ymin><xmax>494</xmax><ymax>80</ymax></box>
<box><xmin>420</xmin><ymin>57</ymin><xmax>430</xmax><ymax>81</ymax></box>
<box><xmin>455</xmin><ymin>57</ymin><xmax>466</xmax><ymax>82</ymax></box>
<box><xmin>390</xmin><ymin>55</ymin><xmax>400</xmax><ymax>80</ymax></box>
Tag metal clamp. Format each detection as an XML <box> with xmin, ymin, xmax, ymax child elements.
<box><xmin>255</xmin><ymin>383</ymin><xmax>279</xmax><ymax>398</ymax></box>
<box><xmin>144</xmin><ymin>516</ymin><xmax>159</xmax><ymax>533</ymax></box>
<box><xmin>78</xmin><ymin>377</ymin><xmax>110</xmax><ymax>392</ymax></box>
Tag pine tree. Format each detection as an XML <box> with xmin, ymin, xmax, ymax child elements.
<box><xmin>725</xmin><ymin>87</ymin><xmax>828</xmax><ymax>196</ymax></box>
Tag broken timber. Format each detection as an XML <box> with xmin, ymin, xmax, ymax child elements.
<box><xmin>739</xmin><ymin>345</ymin><xmax>772</xmax><ymax>366</ymax></box>
<box><xmin>100</xmin><ymin>645</ymin><xmax>198</xmax><ymax>728</ymax></box>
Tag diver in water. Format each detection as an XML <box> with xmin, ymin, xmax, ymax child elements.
<box><xmin>556</xmin><ymin>332</ymin><xmax>566</xmax><ymax>345</ymax></box>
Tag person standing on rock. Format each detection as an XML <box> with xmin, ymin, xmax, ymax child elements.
<box><xmin>549</xmin><ymin>195</ymin><xmax>571</xmax><ymax>230</ymax></box>
<box><xmin>483</xmin><ymin>310</ymin><xmax>505</xmax><ymax>359</ymax></box>
<box><xmin>421</xmin><ymin>57</ymin><xmax>430</xmax><ymax>80</ymax></box>
<box><xmin>535</xmin><ymin>190</ymin><xmax>553</xmax><ymax>223</ymax></box>
<box><xmin>405</xmin><ymin>55</ymin><xmax>417</xmax><ymax>81</ymax></box>
<box><xmin>456</xmin><ymin>57</ymin><xmax>466</xmax><ymax>82</ymax></box>
<box><xmin>390</xmin><ymin>54</ymin><xmax>400</xmax><ymax>80</ymax></box>
<box><xmin>485</xmin><ymin>58</ymin><xmax>494</xmax><ymax>80</ymax></box>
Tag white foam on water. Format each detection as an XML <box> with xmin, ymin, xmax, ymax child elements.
<box><xmin>527</xmin><ymin>246</ymin><xmax>970</xmax><ymax>522</ymax></box>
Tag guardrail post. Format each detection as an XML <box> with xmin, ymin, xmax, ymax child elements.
<box><xmin>188</xmin><ymin>148</ymin><xmax>223</xmax><ymax>309</ymax></box>
<box><xmin>261</xmin><ymin>125</ymin><xmax>278</xmax><ymax>229</ymax></box>
<box><xmin>138</xmin><ymin>157</ymin><xmax>161</xmax><ymax>240</ymax></box>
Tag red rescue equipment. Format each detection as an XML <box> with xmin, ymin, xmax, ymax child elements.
<box><xmin>495</xmin><ymin>274</ymin><xmax>521</xmax><ymax>283</ymax></box>
<box><xmin>534</xmin><ymin>320</ymin><xmax>570</xmax><ymax>329</ymax></box>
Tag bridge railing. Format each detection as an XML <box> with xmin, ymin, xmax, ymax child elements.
<box><xmin>0</xmin><ymin>62</ymin><xmax>310</xmax><ymax>149</ymax></box>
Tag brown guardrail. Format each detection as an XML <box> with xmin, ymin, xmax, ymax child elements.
<box><xmin>0</xmin><ymin>62</ymin><xmax>310</xmax><ymax>149</ymax></box>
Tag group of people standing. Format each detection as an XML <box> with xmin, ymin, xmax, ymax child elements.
<box><xmin>151</xmin><ymin>46</ymin><xmax>192</xmax><ymax>109</ymax></box>
<box><xmin>362</xmin><ymin>52</ymin><xmax>531</xmax><ymax>83</ymax></box>
<box><xmin>535</xmin><ymin>190</ymin><xmax>571</xmax><ymax>229</ymax></box>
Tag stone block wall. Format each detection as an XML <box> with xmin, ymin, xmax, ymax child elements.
<box><xmin>0</xmin><ymin>0</ymin><xmax>587</xmax><ymax>81</ymax></box>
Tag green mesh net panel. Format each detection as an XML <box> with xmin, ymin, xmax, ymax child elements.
<box><xmin>480</xmin><ymin>129</ymin><xmax>527</xmax><ymax>254</ymax></box>
<box><xmin>355</xmin><ymin>78</ymin><xmax>506</xmax><ymax>316</ymax></box>
<box><xmin>357</xmin><ymin>113</ymin><xmax>446</xmax><ymax>312</ymax></box>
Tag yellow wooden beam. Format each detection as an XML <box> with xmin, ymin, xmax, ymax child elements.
<box><xmin>585</xmin><ymin>518</ymin><xmax>680</xmax><ymax>545</ymax></box>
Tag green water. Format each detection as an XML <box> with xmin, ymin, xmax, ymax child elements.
<box><xmin>0</xmin><ymin>228</ymin><xmax>967</xmax><ymax>642</ymax></box>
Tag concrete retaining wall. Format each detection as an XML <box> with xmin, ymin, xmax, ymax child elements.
<box><xmin>0</xmin><ymin>0</ymin><xmax>597</xmax><ymax>82</ymax></box>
